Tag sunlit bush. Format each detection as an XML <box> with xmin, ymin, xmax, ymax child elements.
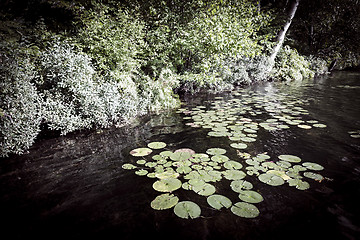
<box><xmin>0</xmin><ymin>44</ymin><xmax>42</xmax><ymax>157</ymax></box>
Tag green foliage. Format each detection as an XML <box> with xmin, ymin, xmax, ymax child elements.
<box><xmin>0</xmin><ymin>43</ymin><xmax>42</xmax><ymax>157</ymax></box>
<box><xmin>272</xmin><ymin>45</ymin><xmax>314</xmax><ymax>81</ymax></box>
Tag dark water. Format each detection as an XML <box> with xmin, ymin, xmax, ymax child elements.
<box><xmin>1</xmin><ymin>71</ymin><xmax>360</xmax><ymax>240</ymax></box>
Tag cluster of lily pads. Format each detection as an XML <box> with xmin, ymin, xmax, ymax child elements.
<box><xmin>123</xmin><ymin>140</ymin><xmax>325</xmax><ymax>219</ymax></box>
<box><xmin>123</xmin><ymin>142</ymin><xmax>263</xmax><ymax>219</ymax></box>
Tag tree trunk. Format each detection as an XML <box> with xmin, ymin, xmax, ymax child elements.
<box><xmin>269</xmin><ymin>0</ymin><xmax>300</xmax><ymax>65</ymax></box>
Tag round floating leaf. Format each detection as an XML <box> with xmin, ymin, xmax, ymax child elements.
<box><xmin>211</xmin><ymin>155</ymin><xmax>229</xmax><ymax>163</ymax></box>
<box><xmin>192</xmin><ymin>183</ymin><xmax>216</xmax><ymax>196</ymax></box>
<box><xmin>170</xmin><ymin>151</ymin><xmax>192</xmax><ymax>161</ymax></box>
<box><xmin>288</xmin><ymin>179</ymin><xmax>310</xmax><ymax>190</ymax></box>
<box><xmin>151</xmin><ymin>193</ymin><xmax>179</xmax><ymax>210</ymax></box>
<box><xmin>176</xmin><ymin>166</ymin><xmax>192</xmax><ymax>174</ymax></box>
<box><xmin>313</xmin><ymin>124</ymin><xmax>327</xmax><ymax>128</ymax></box>
<box><xmin>298</xmin><ymin>124</ymin><xmax>312</xmax><ymax>129</ymax></box>
<box><xmin>223</xmin><ymin>170</ymin><xmax>246</xmax><ymax>180</ymax></box>
<box><xmin>231</xmin><ymin>180</ymin><xmax>253</xmax><ymax>192</ymax></box>
<box><xmin>160</xmin><ymin>151</ymin><xmax>173</xmax><ymax>157</ymax></box>
<box><xmin>238</xmin><ymin>190</ymin><xmax>264</xmax><ymax>203</ymax></box>
<box><xmin>278</xmin><ymin>154</ymin><xmax>302</xmax><ymax>163</ymax></box>
<box><xmin>136</xmin><ymin>160</ymin><xmax>146</xmax><ymax>165</ymax></box>
<box><xmin>130</xmin><ymin>148</ymin><xmax>153</xmax><ymax>157</ymax></box>
<box><xmin>174</xmin><ymin>201</ymin><xmax>201</xmax><ymax>219</ymax></box>
<box><xmin>224</xmin><ymin>161</ymin><xmax>243</xmax><ymax>170</ymax></box>
<box><xmin>231</xmin><ymin>202</ymin><xmax>260</xmax><ymax>218</ymax></box>
<box><xmin>207</xmin><ymin>194</ymin><xmax>232</xmax><ymax>210</ymax></box>
<box><xmin>230</xmin><ymin>143</ymin><xmax>248</xmax><ymax>149</ymax></box>
<box><xmin>258</xmin><ymin>173</ymin><xmax>285</xmax><ymax>186</ymax></box>
<box><xmin>240</xmin><ymin>137</ymin><xmax>256</xmax><ymax>142</ymax></box>
<box><xmin>155</xmin><ymin>171</ymin><xmax>179</xmax><ymax>179</ymax></box>
<box><xmin>206</xmin><ymin>148</ymin><xmax>226</xmax><ymax>155</ymax></box>
<box><xmin>267</xmin><ymin>170</ymin><xmax>291</xmax><ymax>180</ymax></box>
<box><xmin>302</xmin><ymin>162</ymin><xmax>324</xmax><ymax>171</ymax></box>
<box><xmin>189</xmin><ymin>178</ymin><xmax>206</xmax><ymax>187</ymax></box>
<box><xmin>135</xmin><ymin>169</ymin><xmax>148</xmax><ymax>176</ymax></box>
<box><xmin>175</xmin><ymin>148</ymin><xmax>196</xmax><ymax>155</ymax></box>
<box><xmin>153</xmin><ymin>178</ymin><xmax>182</xmax><ymax>192</ymax></box>
<box><xmin>145</xmin><ymin>162</ymin><xmax>157</xmax><ymax>168</ymax></box>
<box><xmin>148</xmin><ymin>142</ymin><xmax>167</xmax><ymax>149</ymax></box>
<box><xmin>122</xmin><ymin>163</ymin><xmax>137</xmax><ymax>170</ymax></box>
<box><xmin>303</xmin><ymin>172</ymin><xmax>324</xmax><ymax>181</ymax></box>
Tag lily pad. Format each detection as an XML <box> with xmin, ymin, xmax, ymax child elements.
<box><xmin>153</xmin><ymin>178</ymin><xmax>182</xmax><ymax>192</ymax></box>
<box><xmin>206</xmin><ymin>148</ymin><xmax>226</xmax><ymax>155</ymax></box>
<box><xmin>207</xmin><ymin>194</ymin><xmax>232</xmax><ymax>210</ymax></box>
<box><xmin>155</xmin><ymin>171</ymin><xmax>180</xmax><ymax>179</ymax></box>
<box><xmin>231</xmin><ymin>202</ymin><xmax>260</xmax><ymax>218</ymax></box>
<box><xmin>136</xmin><ymin>160</ymin><xmax>146</xmax><ymax>165</ymax></box>
<box><xmin>303</xmin><ymin>172</ymin><xmax>324</xmax><ymax>181</ymax></box>
<box><xmin>230</xmin><ymin>143</ymin><xmax>248</xmax><ymax>149</ymax></box>
<box><xmin>223</xmin><ymin>170</ymin><xmax>246</xmax><ymax>180</ymax></box>
<box><xmin>313</xmin><ymin>124</ymin><xmax>327</xmax><ymax>128</ymax></box>
<box><xmin>176</xmin><ymin>166</ymin><xmax>192</xmax><ymax>174</ymax></box>
<box><xmin>122</xmin><ymin>163</ymin><xmax>137</xmax><ymax>170</ymax></box>
<box><xmin>170</xmin><ymin>151</ymin><xmax>192</xmax><ymax>161</ymax></box>
<box><xmin>148</xmin><ymin>141</ymin><xmax>167</xmax><ymax>149</ymax></box>
<box><xmin>224</xmin><ymin>161</ymin><xmax>243</xmax><ymax>170</ymax></box>
<box><xmin>230</xmin><ymin>180</ymin><xmax>253</xmax><ymax>192</ymax></box>
<box><xmin>302</xmin><ymin>162</ymin><xmax>324</xmax><ymax>171</ymax></box>
<box><xmin>288</xmin><ymin>179</ymin><xmax>310</xmax><ymax>190</ymax></box>
<box><xmin>278</xmin><ymin>154</ymin><xmax>302</xmax><ymax>163</ymax></box>
<box><xmin>151</xmin><ymin>193</ymin><xmax>179</xmax><ymax>210</ymax></box>
<box><xmin>135</xmin><ymin>169</ymin><xmax>148</xmax><ymax>176</ymax></box>
<box><xmin>238</xmin><ymin>190</ymin><xmax>264</xmax><ymax>203</ymax></box>
<box><xmin>192</xmin><ymin>183</ymin><xmax>216</xmax><ymax>196</ymax></box>
<box><xmin>211</xmin><ymin>155</ymin><xmax>229</xmax><ymax>163</ymax></box>
<box><xmin>258</xmin><ymin>173</ymin><xmax>285</xmax><ymax>186</ymax></box>
<box><xmin>174</xmin><ymin>201</ymin><xmax>201</xmax><ymax>219</ymax></box>
<box><xmin>130</xmin><ymin>148</ymin><xmax>153</xmax><ymax>157</ymax></box>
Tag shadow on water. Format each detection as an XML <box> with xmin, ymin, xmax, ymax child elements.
<box><xmin>1</xmin><ymin>71</ymin><xmax>360</xmax><ymax>240</ymax></box>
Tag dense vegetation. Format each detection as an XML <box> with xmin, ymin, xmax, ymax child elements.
<box><xmin>1</xmin><ymin>0</ymin><xmax>359</xmax><ymax>157</ymax></box>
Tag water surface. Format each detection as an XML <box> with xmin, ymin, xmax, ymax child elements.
<box><xmin>1</xmin><ymin>71</ymin><xmax>359</xmax><ymax>240</ymax></box>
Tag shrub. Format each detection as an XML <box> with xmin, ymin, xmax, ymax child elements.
<box><xmin>0</xmin><ymin>43</ymin><xmax>42</xmax><ymax>157</ymax></box>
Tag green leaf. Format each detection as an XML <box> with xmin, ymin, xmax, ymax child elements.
<box><xmin>288</xmin><ymin>179</ymin><xmax>310</xmax><ymax>190</ymax></box>
<box><xmin>192</xmin><ymin>183</ymin><xmax>216</xmax><ymax>196</ymax></box>
<box><xmin>207</xmin><ymin>194</ymin><xmax>232</xmax><ymax>210</ymax></box>
<box><xmin>151</xmin><ymin>193</ymin><xmax>179</xmax><ymax>210</ymax></box>
<box><xmin>223</xmin><ymin>170</ymin><xmax>246</xmax><ymax>180</ymax></box>
<box><xmin>258</xmin><ymin>173</ymin><xmax>285</xmax><ymax>186</ymax></box>
<box><xmin>206</xmin><ymin>148</ymin><xmax>226</xmax><ymax>155</ymax></box>
<box><xmin>122</xmin><ymin>163</ymin><xmax>137</xmax><ymax>170</ymax></box>
<box><xmin>135</xmin><ymin>169</ymin><xmax>148</xmax><ymax>176</ymax></box>
<box><xmin>153</xmin><ymin>178</ymin><xmax>182</xmax><ymax>192</ymax></box>
<box><xmin>231</xmin><ymin>202</ymin><xmax>260</xmax><ymax>218</ymax></box>
<box><xmin>302</xmin><ymin>162</ymin><xmax>324</xmax><ymax>171</ymax></box>
<box><xmin>174</xmin><ymin>201</ymin><xmax>201</xmax><ymax>219</ymax></box>
<box><xmin>278</xmin><ymin>154</ymin><xmax>301</xmax><ymax>163</ymax></box>
<box><xmin>148</xmin><ymin>141</ymin><xmax>167</xmax><ymax>149</ymax></box>
<box><xmin>238</xmin><ymin>190</ymin><xmax>264</xmax><ymax>203</ymax></box>
<box><xmin>224</xmin><ymin>160</ymin><xmax>243</xmax><ymax>170</ymax></box>
<box><xmin>230</xmin><ymin>143</ymin><xmax>248</xmax><ymax>149</ymax></box>
<box><xmin>130</xmin><ymin>147</ymin><xmax>153</xmax><ymax>157</ymax></box>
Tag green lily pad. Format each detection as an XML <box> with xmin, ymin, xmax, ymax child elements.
<box><xmin>231</xmin><ymin>202</ymin><xmax>260</xmax><ymax>218</ymax></box>
<box><xmin>122</xmin><ymin>163</ymin><xmax>137</xmax><ymax>170</ymax></box>
<box><xmin>153</xmin><ymin>178</ymin><xmax>182</xmax><ymax>192</ymax></box>
<box><xmin>206</xmin><ymin>148</ymin><xmax>226</xmax><ymax>155</ymax></box>
<box><xmin>303</xmin><ymin>172</ymin><xmax>324</xmax><ymax>181</ymax></box>
<box><xmin>211</xmin><ymin>155</ymin><xmax>229</xmax><ymax>163</ymax></box>
<box><xmin>230</xmin><ymin>143</ymin><xmax>248</xmax><ymax>149</ymax></box>
<box><xmin>192</xmin><ymin>183</ymin><xmax>216</xmax><ymax>196</ymax></box>
<box><xmin>136</xmin><ymin>160</ymin><xmax>146</xmax><ymax>165</ymax></box>
<box><xmin>145</xmin><ymin>162</ymin><xmax>157</xmax><ymax>168</ymax></box>
<box><xmin>224</xmin><ymin>161</ymin><xmax>243</xmax><ymax>170</ymax></box>
<box><xmin>223</xmin><ymin>170</ymin><xmax>246</xmax><ymax>180</ymax></box>
<box><xmin>148</xmin><ymin>141</ymin><xmax>167</xmax><ymax>149</ymax></box>
<box><xmin>267</xmin><ymin>170</ymin><xmax>291</xmax><ymax>180</ymax></box>
<box><xmin>302</xmin><ymin>162</ymin><xmax>324</xmax><ymax>171</ymax></box>
<box><xmin>130</xmin><ymin>147</ymin><xmax>153</xmax><ymax>157</ymax></box>
<box><xmin>288</xmin><ymin>179</ymin><xmax>310</xmax><ymax>190</ymax></box>
<box><xmin>207</xmin><ymin>194</ymin><xmax>232</xmax><ymax>210</ymax></box>
<box><xmin>313</xmin><ymin>124</ymin><xmax>327</xmax><ymax>128</ymax></box>
<box><xmin>160</xmin><ymin>151</ymin><xmax>173</xmax><ymax>157</ymax></box>
<box><xmin>278</xmin><ymin>154</ymin><xmax>302</xmax><ymax>163</ymax></box>
<box><xmin>170</xmin><ymin>151</ymin><xmax>192</xmax><ymax>161</ymax></box>
<box><xmin>258</xmin><ymin>173</ymin><xmax>285</xmax><ymax>186</ymax></box>
<box><xmin>298</xmin><ymin>124</ymin><xmax>312</xmax><ymax>129</ymax></box>
<box><xmin>230</xmin><ymin>180</ymin><xmax>253</xmax><ymax>192</ymax></box>
<box><xmin>151</xmin><ymin>193</ymin><xmax>179</xmax><ymax>210</ymax></box>
<box><xmin>174</xmin><ymin>201</ymin><xmax>201</xmax><ymax>219</ymax></box>
<box><xmin>176</xmin><ymin>166</ymin><xmax>192</xmax><ymax>174</ymax></box>
<box><xmin>238</xmin><ymin>190</ymin><xmax>264</xmax><ymax>203</ymax></box>
<box><xmin>135</xmin><ymin>169</ymin><xmax>148</xmax><ymax>176</ymax></box>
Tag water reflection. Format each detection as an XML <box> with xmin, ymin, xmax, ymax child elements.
<box><xmin>0</xmin><ymin>71</ymin><xmax>360</xmax><ymax>239</ymax></box>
